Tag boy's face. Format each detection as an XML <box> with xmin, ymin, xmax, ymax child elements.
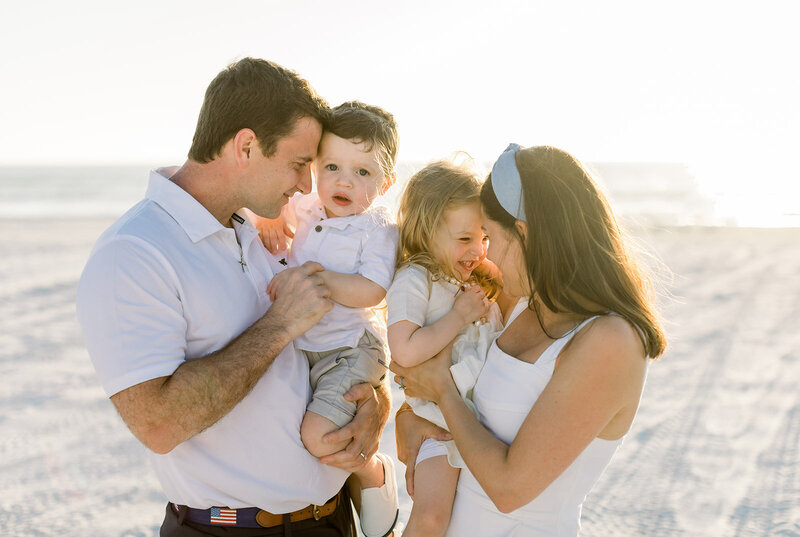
<box><xmin>314</xmin><ymin>132</ymin><xmax>389</xmax><ymax>218</ymax></box>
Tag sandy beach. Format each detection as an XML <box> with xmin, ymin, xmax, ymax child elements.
<box><xmin>1</xmin><ymin>219</ymin><xmax>798</xmax><ymax>536</ymax></box>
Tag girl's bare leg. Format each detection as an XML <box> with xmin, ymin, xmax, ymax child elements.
<box><xmin>403</xmin><ymin>455</ymin><xmax>459</xmax><ymax>537</ymax></box>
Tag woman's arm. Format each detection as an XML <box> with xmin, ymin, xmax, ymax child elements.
<box><xmin>394</xmin><ymin>315</ymin><xmax>647</xmax><ymax>512</ymax></box>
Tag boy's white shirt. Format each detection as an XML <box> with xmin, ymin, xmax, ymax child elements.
<box><xmin>268</xmin><ymin>192</ymin><xmax>398</xmax><ymax>352</ymax></box>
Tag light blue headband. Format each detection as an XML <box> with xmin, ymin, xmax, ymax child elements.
<box><xmin>491</xmin><ymin>143</ymin><xmax>526</xmax><ymax>222</ymax></box>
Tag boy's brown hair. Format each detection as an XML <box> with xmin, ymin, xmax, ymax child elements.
<box><xmin>188</xmin><ymin>57</ymin><xmax>331</xmax><ymax>163</ymax></box>
<box><xmin>327</xmin><ymin>101</ymin><xmax>399</xmax><ymax>177</ymax></box>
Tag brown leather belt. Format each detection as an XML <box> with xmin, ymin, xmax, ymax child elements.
<box><xmin>173</xmin><ymin>490</ymin><xmax>341</xmax><ymax>528</ymax></box>
<box><xmin>256</xmin><ymin>493</ymin><xmax>339</xmax><ymax>527</ymax></box>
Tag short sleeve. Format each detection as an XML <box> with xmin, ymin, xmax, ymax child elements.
<box><xmin>357</xmin><ymin>221</ymin><xmax>398</xmax><ymax>291</ymax></box>
<box><xmin>76</xmin><ymin>237</ymin><xmax>187</xmax><ymax>397</ymax></box>
<box><xmin>386</xmin><ymin>265</ymin><xmax>430</xmax><ymax>328</ymax></box>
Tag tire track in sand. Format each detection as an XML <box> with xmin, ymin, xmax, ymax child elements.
<box><xmin>729</xmin><ymin>398</ymin><xmax>800</xmax><ymax>537</ymax></box>
<box><xmin>583</xmin><ymin>231</ymin><xmax>800</xmax><ymax>537</ymax></box>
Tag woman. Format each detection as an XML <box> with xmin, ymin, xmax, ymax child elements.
<box><xmin>391</xmin><ymin>144</ymin><xmax>666</xmax><ymax>536</ymax></box>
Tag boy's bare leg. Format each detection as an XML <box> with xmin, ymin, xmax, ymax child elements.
<box><xmin>301</xmin><ymin>411</ymin><xmax>385</xmax><ymax>487</ymax></box>
<box><xmin>301</xmin><ymin>410</ymin><xmax>348</xmax><ymax>457</ymax></box>
<box><xmin>402</xmin><ymin>455</ymin><xmax>459</xmax><ymax>537</ymax></box>
<box><xmin>302</xmin><ymin>410</ymin><xmax>397</xmax><ymax>535</ymax></box>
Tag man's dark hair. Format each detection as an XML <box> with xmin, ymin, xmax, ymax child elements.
<box><xmin>188</xmin><ymin>58</ymin><xmax>331</xmax><ymax>162</ymax></box>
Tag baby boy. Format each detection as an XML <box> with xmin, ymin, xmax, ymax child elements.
<box><xmin>255</xmin><ymin>101</ymin><xmax>399</xmax><ymax>537</ymax></box>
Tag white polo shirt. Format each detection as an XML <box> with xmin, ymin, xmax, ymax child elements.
<box><xmin>280</xmin><ymin>193</ymin><xmax>398</xmax><ymax>353</ymax></box>
<box><xmin>76</xmin><ymin>167</ymin><xmax>346</xmax><ymax>511</ymax></box>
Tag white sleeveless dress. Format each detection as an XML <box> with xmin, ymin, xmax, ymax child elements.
<box><xmin>444</xmin><ymin>299</ymin><xmax>624</xmax><ymax>537</ymax></box>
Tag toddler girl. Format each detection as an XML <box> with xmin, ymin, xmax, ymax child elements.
<box><xmin>387</xmin><ymin>161</ymin><xmax>506</xmax><ymax>536</ymax></box>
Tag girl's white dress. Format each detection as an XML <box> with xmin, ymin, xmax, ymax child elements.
<box><xmin>444</xmin><ymin>298</ymin><xmax>625</xmax><ymax>537</ymax></box>
<box><xmin>386</xmin><ymin>264</ymin><xmax>503</xmax><ymax>467</ymax></box>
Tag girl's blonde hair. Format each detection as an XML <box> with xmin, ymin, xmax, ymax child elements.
<box><xmin>397</xmin><ymin>160</ymin><xmax>498</xmax><ymax>297</ymax></box>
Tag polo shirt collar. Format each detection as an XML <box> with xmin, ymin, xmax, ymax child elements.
<box><xmin>146</xmin><ymin>167</ymin><xmax>227</xmax><ymax>243</ymax></box>
<box><xmin>299</xmin><ymin>195</ymin><xmax>385</xmax><ymax>231</ymax></box>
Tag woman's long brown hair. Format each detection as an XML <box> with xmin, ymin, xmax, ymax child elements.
<box><xmin>481</xmin><ymin>146</ymin><xmax>666</xmax><ymax>358</ymax></box>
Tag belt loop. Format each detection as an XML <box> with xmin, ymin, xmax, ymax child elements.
<box><xmin>176</xmin><ymin>504</ymin><xmax>186</xmax><ymax>526</ymax></box>
<box><xmin>283</xmin><ymin>513</ymin><xmax>292</xmax><ymax>537</ymax></box>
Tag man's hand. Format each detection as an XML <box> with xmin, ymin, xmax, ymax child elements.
<box><xmin>319</xmin><ymin>382</ymin><xmax>391</xmax><ymax>473</ymax></box>
<box><xmin>266</xmin><ymin>268</ymin><xmax>292</xmax><ymax>302</ymax></box>
<box><xmin>264</xmin><ymin>261</ymin><xmax>332</xmax><ymax>340</ymax></box>
<box><xmin>394</xmin><ymin>405</ymin><xmax>451</xmax><ymax>497</ymax></box>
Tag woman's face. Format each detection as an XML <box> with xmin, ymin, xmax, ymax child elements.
<box><xmin>482</xmin><ymin>209</ymin><xmax>529</xmax><ymax>298</ymax></box>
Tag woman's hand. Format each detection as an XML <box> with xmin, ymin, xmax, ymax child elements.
<box><xmin>390</xmin><ymin>345</ymin><xmax>457</xmax><ymax>405</ymax></box>
<box><xmin>394</xmin><ymin>404</ymin><xmax>451</xmax><ymax>497</ymax></box>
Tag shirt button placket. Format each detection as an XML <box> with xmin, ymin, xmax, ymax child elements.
<box><xmin>308</xmin><ymin>222</ymin><xmax>324</xmax><ymax>257</ymax></box>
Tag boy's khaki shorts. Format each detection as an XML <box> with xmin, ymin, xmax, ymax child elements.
<box><xmin>303</xmin><ymin>330</ymin><xmax>388</xmax><ymax>428</ymax></box>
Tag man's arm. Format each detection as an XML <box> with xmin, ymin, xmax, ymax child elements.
<box><xmin>318</xmin><ymin>379</ymin><xmax>392</xmax><ymax>472</ymax></box>
<box><xmin>111</xmin><ymin>262</ymin><xmax>332</xmax><ymax>454</ymax></box>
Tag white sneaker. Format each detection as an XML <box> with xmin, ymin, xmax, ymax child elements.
<box><xmin>360</xmin><ymin>452</ymin><xmax>399</xmax><ymax>537</ymax></box>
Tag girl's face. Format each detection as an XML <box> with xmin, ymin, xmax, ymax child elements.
<box><xmin>432</xmin><ymin>202</ymin><xmax>488</xmax><ymax>281</ymax></box>
<box><xmin>482</xmin><ymin>210</ymin><xmax>529</xmax><ymax>297</ymax></box>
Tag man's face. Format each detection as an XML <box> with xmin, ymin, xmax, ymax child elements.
<box><xmin>246</xmin><ymin>117</ymin><xmax>323</xmax><ymax>218</ymax></box>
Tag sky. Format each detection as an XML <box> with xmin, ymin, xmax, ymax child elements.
<box><xmin>1</xmin><ymin>0</ymin><xmax>798</xmax><ymax>226</ymax></box>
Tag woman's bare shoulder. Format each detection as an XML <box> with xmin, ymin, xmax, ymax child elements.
<box><xmin>568</xmin><ymin>314</ymin><xmax>647</xmax><ymax>368</ymax></box>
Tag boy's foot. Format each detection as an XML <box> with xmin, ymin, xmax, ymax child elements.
<box><xmin>360</xmin><ymin>452</ymin><xmax>399</xmax><ymax>537</ymax></box>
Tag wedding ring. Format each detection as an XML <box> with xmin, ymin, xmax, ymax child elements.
<box><xmin>359</xmin><ymin>452</ymin><xmax>367</xmax><ymax>461</ymax></box>
<box><xmin>397</xmin><ymin>376</ymin><xmax>405</xmax><ymax>390</ymax></box>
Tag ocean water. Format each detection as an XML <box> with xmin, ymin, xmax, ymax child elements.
<box><xmin>0</xmin><ymin>166</ymin><xmax>150</xmax><ymax>219</ymax></box>
<box><xmin>0</xmin><ymin>163</ymin><xmax>720</xmax><ymax>226</ymax></box>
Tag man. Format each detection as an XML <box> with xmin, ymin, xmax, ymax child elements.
<box><xmin>77</xmin><ymin>58</ymin><xmax>394</xmax><ymax>537</ymax></box>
